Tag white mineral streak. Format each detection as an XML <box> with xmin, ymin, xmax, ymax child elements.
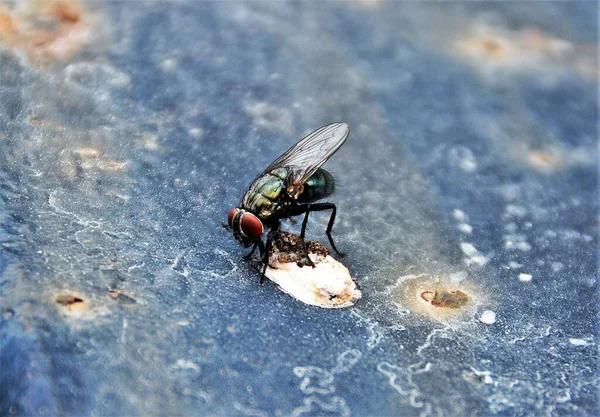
<box><xmin>265</xmin><ymin>254</ymin><xmax>361</xmax><ymax>308</ymax></box>
<box><xmin>460</xmin><ymin>242</ymin><xmax>488</xmax><ymax>266</ymax></box>
<box><xmin>449</xmin><ymin>271</ymin><xmax>468</xmax><ymax>283</ymax></box>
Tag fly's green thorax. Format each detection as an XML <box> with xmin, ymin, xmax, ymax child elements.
<box><xmin>242</xmin><ymin>168</ymin><xmax>289</xmax><ymax>220</ymax></box>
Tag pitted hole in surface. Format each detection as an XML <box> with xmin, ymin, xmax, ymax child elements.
<box><xmin>3</xmin><ymin>308</ymin><xmax>15</xmax><ymax>319</ymax></box>
<box><xmin>55</xmin><ymin>294</ymin><xmax>84</xmax><ymax>305</ymax></box>
<box><xmin>54</xmin><ymin>292</ymin><xmax>90</xmax><ymax>316</ymax></box>
<box><xmin>420</xmin><ymin>289</ymin><xmax>470</xmax><ymax>309</ymax></box>
<box><xmin>395</xmin><ymin>275</ymin><xmax>480</xmax><ymax>320</ymax></box>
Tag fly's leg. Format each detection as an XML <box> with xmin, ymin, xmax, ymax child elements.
<box><xmin>260</xmin><ymin>229</ymin><xmax>279</xmax><ymax>284</ymax></box>
<box><xmin>299</xmin><ymin>209</ymin><xmax>316</xmax><ymax>267</ymax></box>
<box><xmin>299</xmin><ymin>203</ymin><xmax>345</xmax><ymax>257</ymax></box>
<box><xmin>243</xmin><ymin>240</ymin><xmax>268</xmax><ymax>285</ymax></box>
<box><xmin>243</xmin><ymin>242</ymin><xmax>259</xmax><ymax>260</ymax></box>
<box><xmin>256</xmin><ymin>239</ymin><xmax>268</xmax><ymax>285</ymax></box>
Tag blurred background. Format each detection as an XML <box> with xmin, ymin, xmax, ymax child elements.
<box><xmin>0</xmin><ymin>1</ymin><xmax>597</xmax><ymax>415</ymax></box>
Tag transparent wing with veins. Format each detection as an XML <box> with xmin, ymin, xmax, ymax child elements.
<box><xmin>261</xmin><ymin>122</ymin><xmax>349</xmax><ymax>186</ymax></box>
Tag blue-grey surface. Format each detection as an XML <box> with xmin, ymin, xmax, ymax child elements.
<box><xmin>0</xmin><ymin>1</ymin><xmax>598</xmax><ymax>416</ymax></box>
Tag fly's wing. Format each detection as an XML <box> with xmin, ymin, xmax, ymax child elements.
<box><xmin>262</xmin><ymin>122</ymin><xmax>349</xmax><ymax>185</ymax></box>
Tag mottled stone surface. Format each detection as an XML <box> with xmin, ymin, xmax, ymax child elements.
<box><xmin>0</xmin><ymin>1</ymin><xmax>597</xmax><ymax>416</ymax></box>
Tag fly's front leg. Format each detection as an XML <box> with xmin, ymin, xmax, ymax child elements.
<box><xmin>243</xmin><ymin>242</ymin><xmax>259</xmax><ymax>260</ymax></box>
<box><xmin>260</xmin><ymin>229</ymin><xmax>278</xmax><ymax>284</ymax></box>
<box><xmin>299</xmin><ymin>203</ymin><xmax>345</xmax><ymax>257</ymax></box>
<box><xmin>242</xmin><ymin>239</ymin><xmax>267</xmax><ymax>285</ymax></box>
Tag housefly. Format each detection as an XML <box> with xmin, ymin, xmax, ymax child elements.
<box><xmin>228</xmin><ymin>122</ymin><xmax>349</xmax><ymax>281</ymax></box>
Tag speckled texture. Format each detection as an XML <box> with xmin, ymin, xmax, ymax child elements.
<box><xmin>0</xmin><ymin>1</ymin><xmax>597</xmax><ymax>416</ymax></box>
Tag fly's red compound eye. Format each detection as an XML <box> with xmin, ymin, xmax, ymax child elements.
<box><xmin>240</xmin><ymin>212</ymin><xmax>263</xmax><ymax>239</ymax></box>
<box><xmin>227</xmin><ymin>208</ymin><xmax>238</xmax><ymax>228</ymax></box>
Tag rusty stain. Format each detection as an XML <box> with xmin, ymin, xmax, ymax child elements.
<box><xmin>454</xmin><ymin>26</ymin><xmax>595</xmax><ymax>80</ymax></box>
<box><xmin>528</xmin><ymin>150</ymin><xmax>560</xmax><ymax>171</ymax></box>
<box><xmin>421</xmin><ymin>289</ymin><xmax>470</xmax><ymax>309</ymax></box>
<box><xmin>59</xmin><ymin>145</ymin><xmax>128</xmax><ymax>179</ymax></box>
<box><xmin>457</xmin><ymin>28</ymin><xmax>570</xmax><ymax>64</ymax></box>
<box><xmin>29</xmin><ymin>116</ymin><xmax>44</xmax><ymax>125</ymax></box>
<box><xmin>101</xmin><ymin>159</ymin><xmax>127</xmax><ymax>172</ymax></box>
<box><xmin>468</xmin><ymin>38</ymin><xmax>506</xmax><ymax>59</ymax></box>
<box><xmin>108</xmin><ymin>290</ymin><xmax>137</xmax><ymax>305</ymax></box>
<box><xmin>72</xmin><ymin>147</ymin><xmax>100</xmax><ymax>159</ymax></box>
<box><xmin>47</xmin><ymin>0</ymin><xmax>82</xmax><ymax>24</ymax></box>
<box><xmin>505</xmin><ymin>141</ymin><xmax>594</xmax><ymax>174</ymax></box>
<box><xmin>0</xmin><ymin>0</ymin><xmax>96</xmax><ymax>65</ymax></box>
<box><xmin>0</xmin><ymin>11</ymin><xmax>15</xmax><ymax>34</ymax></box>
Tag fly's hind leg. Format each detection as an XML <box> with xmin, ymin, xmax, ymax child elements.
<box><xmin>299</xmin><ymin>203</ymin><xmax>345</xmax><ymax>257</ymax></box>
<box><xmin>298</xmin><ymin>209</ymin><xmax>316</xmax><ymax>268</ymax></box>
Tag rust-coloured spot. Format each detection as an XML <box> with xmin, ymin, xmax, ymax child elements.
<box><xmin>476</xmin><ymin>38</ymin><xmax>504</xmax><ymax>56</ymax></box>
<box><xmin>108</xmin><ymin>290</ymin><xmax>137</xmax><ymax>305</ymax></box>
<box><xmin>506</xmin><ymin>142</ymin><xmax>590</xmax><ymax>175</ymax></box>
<box><xmin>59</xmin><ymin>142</ymin><xmax>130</xmax><ymax>181</ymax></box>
<box><xmin>529</xmin><ymin>151</ymin><xmax>556</xmax><ymax>164</ymax></box>
<box><xmin>101</xmin><ymin>160</ymin><xmax>127</xmax><ymax>172</ymax></box>
<box><xmin>72</xmin><ymin>147</ymin><xmax>100</xmax><ymax>159</ymax></box>
<box><xmin>421</xmin><ymin>289</ymin><xmax>470</xmax><ymax>309</ymax></box>
<box><xmin>458</xmin><ymin>37</ymin><xmax>508</xmax><ymax>62</ymax></box>
<box><xmin>0</xmin><ymin>11</ymin><xmax>15</xmax><ymax>34</ymax></box>
<box><xmin>0</xmin><ymin>0</ymin><xmax>96</xmax><ymax>65</ymax></box>
<box><xmin>453</xmin><ymin>26</ymin><xmax>595</xmax><ymax>80</ymax></box>
<box><xmin>527</xmin><ymin>150</ymin><xmax>561</xmax><ymax>172</ymax></box>
<box><xmin>55</xmin><ymin>294</ymin><xmax>84</xmax><ymax>306</ymax></box>
<box><xmin>28</xmin><ymin>116</ymin><xmax>44</xmax><ymax>125</ymax></box>
<box><xmin>50</xmin><ymin>0</ymin><xmax>82</xmax><ymax>24</ymax></box>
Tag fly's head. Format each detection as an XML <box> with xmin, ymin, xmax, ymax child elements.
<box><xmin>227</xmin><ymin>208</ymin><xmax>264</xmax><ymax>247</ymax></box>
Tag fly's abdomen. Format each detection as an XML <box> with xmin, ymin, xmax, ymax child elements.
<box><xmin>298</xmin><ymin>168</ymin><xmax>335</xmax><ymax>203</ymax></box>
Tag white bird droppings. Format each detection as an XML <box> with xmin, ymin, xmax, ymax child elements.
<box><xmin>568</xmin><ymin>338</ymin><xmax>589</xmax><ymax>347</ymax></box>
<box><xmin>458</xmin><ymin>223</ymin><xmax>473</xmax><ymax>234</ymax></box>
<box><xmin>480</xmin><ymin>310</ymin><xmax>497</xmax><ymax>324</ymax></box>
<box><xmin>507</xmin><ymin>261</ymin><xmax>522</xmax><ymax>269</ymax></box>
<box><xmin>518</xmin><ymin>273</ymin><xmax>532</xmax><ymax>282</ymax></box>
<box><xmin>453</xmin><ymin>209</ymin><xmax>467</xmax><ymax>222</ymax></box>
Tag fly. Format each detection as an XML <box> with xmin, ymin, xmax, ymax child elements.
<box><xmin>227</xmin><ymin>122</ymin><xmax>349</xmax><ymax>282</ymax></box>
